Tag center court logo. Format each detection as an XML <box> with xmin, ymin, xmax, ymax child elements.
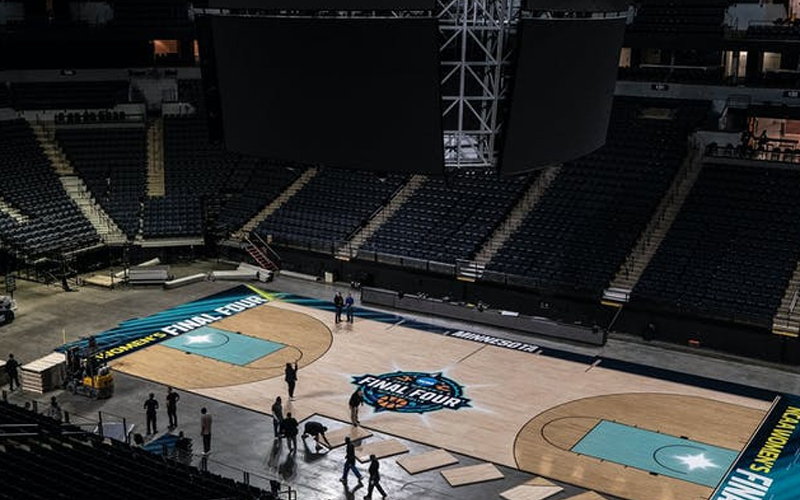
<box><xmin>352</xmin><ymin>371</ymin><xmax>470</xmax><ymax>414</ymax></box>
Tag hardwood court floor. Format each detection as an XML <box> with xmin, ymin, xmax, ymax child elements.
<box><xmin>111</xmin><ymin>299</ymin><xmax>772</xmax><ymax>500</ymax></box>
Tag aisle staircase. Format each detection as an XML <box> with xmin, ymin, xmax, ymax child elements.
<box><xmin>0</xmin><ymin>197</ymin><xmax>29</xmax><ymax>223</ymax></box>
<box><xmin>32</xmin><ymin>123</ymin><xmax>73</xmax><ymax>175</ymax></box>
<box><xmin>146</xmin><ymin>117</ymin><xmax>165</xmax><ymax>197</ymax></box>
<box><xmin>243</xmin><ymin>232</ymin><xmax>280</xmax><ymax>272</ymax></box>
<box><xmin>239</xmin><ymin>167</ymin><xmax>319</xmax><ymax>234</ymax></box>
<box><xmin>772</xmin><ymin>264</ymin><xmax>800</xmax><ymax>337</ymax></box>
<box><xmin>602</xmin><ymin>142</ymin><xmax>704</xmax><ymax>305</ymax></box>
<box><xmin>335</xmin><ymin>174</ymin><xmax>428</xmax><ymax>260</ymax></box>
<box><xmin>59</xmin><ymin>177</ymin><xmax>128</xmax><ymax>245</ymax></box>
<box><xmin>456</xmin><ymin>166</ymin><xmax>561</xmax><ymax>281</ymax></box>
<box><xmin>31</xmin><ymin>122</ymin><xmax>128</xmax><ymax>245</ymax></box>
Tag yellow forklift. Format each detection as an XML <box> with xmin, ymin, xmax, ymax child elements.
<box><xmin>64</xmin><ymin>343</ymin><xmax>114</xmax><ymax>399</ymax></box>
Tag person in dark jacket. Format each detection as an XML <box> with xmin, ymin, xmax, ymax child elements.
<box><xmin>144</xmin><ymin>393</ymin><xmax>159</xmax><ymax>434</ymax></box>
<box><xmin>166</xmin><ymin>386</ymin><xmax>180</xmax><ymax>429</ymax></box>
<box><xmin>349</xmin><ymin>388</ymin><xmax>364</xmax><ymax>426</ymax></box>
<box><xmin>200</xmin><ymin>407</ymin><xmax>212</xmax><ymax>454</ymax></box>
<box><xmin>5</xmin><ymin>353</ymin><xmax>20</xmax><ymax>391</ymax></box>
<box><xmin>334</xmin><ymin>292</ymin><xmax>344</xmax><ymax>323</ymax></box>
<box><xmin>271</xmin><ymin>396</ymin><xmax>284</xmax><ymax>438</ymax></box>
<box><xmin>364</xmin><ymin>454</ymin><xmax>387</xmax><ymax>499</ymax></box>
<box><xmin>340</xmin><ymin>436</ymin><xmax>363</xmax><ymax>484</ymax></box>
<box><xmin>281</xmin><ymin>412</ymin><xmax>299</xmax><ymax>453</ymax></box>
<box><xmin>285</xmin><ymin>362</ymin><xmax>298</xmax><ymax>400</ymax></box>
<box><xmin>301</xmin><ymin>420</ymin><xmax>332</xmax><ymax>451</ymax></box>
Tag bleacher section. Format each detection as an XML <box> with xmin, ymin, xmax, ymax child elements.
<box><xmin>485</xmin><ymin>98</ymin><xmax>709</xmax><ymax>298</ymax></box>
<box><xmin>633</xmin><ymin>163</ymin><xmax>800</xmax><ymax>327</ymax></box>
<box><xmin>618</xmin><ymin>66</ymin><xmax>724</xmax><ymax>85</ymax></box>
<box><xmin>256</xmin><ymin>169</ymin><xmax>407</xmax><ymax>252</ymax></box>
<box><xmin>142</xmin><ymin>196</ymin><xmax>203</xmax><ymax>238</ymax></box>
<box><xmin>359</xmin><ymin>171</ymin><xmax>532</xmax><ymax>264</ymax></box>
<box><xmin>747</xmin><ymin>22</ymin><xmax>800</xmax><ymax>41</ymax></box>
<box><xmin>0</xmin><ymin>401</ymin><xmax>274</xmax><ymax>500</ymax></box>
<box><xmin>216</xmin><ymin>160</ymin><xmax>302</xmax><ymax>234</ymax></box>
<box><xmin>143</xmin><ymin>115</ymin><xmax>238</xmax><ymax>238</ymax></box>
<box><xmin>9</xmin><ymin>81</ymin><xmax>130</xmax><ymax>110</ymax></box>
<box><xmin>628</xmin><ymin>0</ymin><xmax>727</xmax><ymax>37</ymax></box>
<box><xmin>56</xmin><ymin>127</ymin><xmax>147</xmax><ymax>238</ymax></box>
<box><xmin>0</xmin><ymin>120</ymin><xmax>99</xmax><ymax>257</ymax></box>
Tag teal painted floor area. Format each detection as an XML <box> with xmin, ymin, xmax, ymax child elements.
<box><xmin>161</xmin><ymin>326</ymin><xmax>285</xmax><ymax>366</ymax></box>
<box><xmin>571</xmin><ymin>420</ymin><xmax>739</xmax><ymax>488</ymax></box>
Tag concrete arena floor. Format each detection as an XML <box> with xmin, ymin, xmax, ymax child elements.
<box><xmin>1</xmin><ymin>259</ymin><xmax>799</xmax><ymax>500</ymax></box>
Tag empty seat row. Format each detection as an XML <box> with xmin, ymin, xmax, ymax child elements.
<box><xmin>486</xmin><ymin>97</ymin><xmax>710</xmax><ymax>299</ymax></box>
<box><xmin>633</xmin><ymin>163</ymin><xmax>800</xmax><ymax>327</ymax></box>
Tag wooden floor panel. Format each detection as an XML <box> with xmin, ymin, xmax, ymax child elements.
<box><xmin>515</xmin><ymin>393</ymin><xmax>765</xmax><ymax>500</ymax></box>
<box><xmin>441</xmin><ymin>463</ymin><xmax>504</xmax><ymax>487</ymax></box>
<box><xmin>112</xmin><ymin>304</ymin><xmax>332</xmax><ymax>392</ymax></box>
<box><xmin>500</xmin><ymin>479</ymin><xmax>563</xmax><ymax>500</ymax></box>
<box><xmin>326</xmin><ymin>425</ymin><xmax>372</xmax><ymax>449</ymax></box>
<box><xmin>355</xmin><ymin>439</ymin><xmax>408</xmax><ymax>462</ymax></box>
<box><xmin>396</xmin><ymin>449</ymin><xmax>459</xmax><ymax>475</ymax></box>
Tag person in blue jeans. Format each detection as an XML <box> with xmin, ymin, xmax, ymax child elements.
<box><xmin>345</xmin><ymin>293</ymin><xmax>355</xmax><ymax>323</ymax></box>
<box><xmin>340</xmin><ymin>437</ymin><xmax>362</xmax><ymax>484</ymax></box>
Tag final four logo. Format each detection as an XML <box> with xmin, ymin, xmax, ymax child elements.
<box><xmin>352</xmin><ymin>371</ymin><xmax>470</xmax><ymax>414</ymax></box>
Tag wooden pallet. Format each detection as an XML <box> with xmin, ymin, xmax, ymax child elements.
<box><xmin>21</xmin><ymin>352</ymin><xmax>67</xmax><ymax>394</ymax></box>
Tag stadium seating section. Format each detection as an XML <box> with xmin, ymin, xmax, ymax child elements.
<box><xmin>5</xmin><ymin>71</ymin><xmax>800</xmax><ymax>333</ymax></box>
<box><xmin>747</xmin><ymin>23</ymin><xmax>800</xmax><ymax>41</ymax></box>
<box><xmin>143</xmin><ymin>115</ymin><xmax>236</xmax><ymax>238</ymax></box>
<box><xmin>8</xmin><ymin>81</ymin><xmax>130</xmax><ymax>110</ymax></box>
<box><xmin>486</xmin><ymin>98</ymin><xmax>709</xmax><ymax>298</ymax></box>
<box><xmin>633</xmin><ymin>163</ymin><xmax>800</xmax><ymax>327</ymax></box>
<box><xmin>0</xmin><ymin>120</ymin><xmax>100</xmax><ymax>258</ymax></box>
<box><xmin>256</xmin><ymin>169</ymin><xmax>407</xmax><ymax>253</ymax></box>
<box><xmin>56</xmin><ymin>126</ymin><xmax>147</xmax><ymax>238</ymax></box>
<box><xmin>216</xmin><ymin>159</ymin><xmax>302</xmax><ymax>234</ymax></box>
<box><xmin>143</xmin><ymin>196</ymin><xmax>203</xmax><ymax>238</ymax></box>
<box><xmin>627</xmin><ymin>0</ymin><xmax>727</xmax><ymax>36</ymax></box>
<box><xmin>360</xmin><ymin>171</ymin><xmax>532</xmax><ymax>264</ymax></box>
<box><xmin>619</xmin><ymin>66</ymin><xmax>724</xmax><ymax>85</ymax></box>
<box><xmin>0</xmin><ymin>401</ymin><xmax>274</xmax><ymax>500</ymax></box>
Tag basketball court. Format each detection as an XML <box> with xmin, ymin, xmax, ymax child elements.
<box><xmin>65</xmin><ymin>284</ymin><xmax>786</xmax><ymax>500</ymax></box>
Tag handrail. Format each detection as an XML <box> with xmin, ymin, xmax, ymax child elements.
<box><xmin>789</xmin><ymin>289</ymin><xmax>799</xmax><ymax>316</ymax></box>
<box><xmin>193</xmin><ymin>452</ymin><xmax>294</xmax><ymax>499</ymax></box>
<box><xmin>243</xmin><ymin>233</ymin><xmax>277</xmax><ymax>270</ymax></box>
<box><xmin>250</xmin><ymin>231</ymin><xmax>281</xmax><ymax>262</ymax></box>
<box><xmin>2</xmin><ymin>396</ymin><xmax>290</xmax><ymax>498</ymax></box>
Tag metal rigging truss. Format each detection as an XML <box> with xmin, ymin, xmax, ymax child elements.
<box><xmin>193</xmin><ymin>1</ymin><xmax>521</xmax><ymax>170</ymax></box>
<box><xmin>438</xmin><ymin>0</ymin><xmax>520</xmax><ymax>169</ymax></box>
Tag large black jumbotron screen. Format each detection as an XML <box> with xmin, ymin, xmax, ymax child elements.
<box><xmin>211</xmin><ymin>16</ymin><xmax>443</xmax><ymax>173</ymax></box>
<box><xmin>501</xmin><ymin>17</ymin><xmax>626</xmax><ymax>175</ymax></box>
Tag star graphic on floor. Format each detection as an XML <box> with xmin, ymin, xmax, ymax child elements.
<box><xmin>184</xmin><ymin>334</ymin><xmax>215</xmax><ymax>345</ymax></box>
<box><xmin>675</xmin><ymin>452</ymin><xmax>719</xmax><ymax>471</ymax></box>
